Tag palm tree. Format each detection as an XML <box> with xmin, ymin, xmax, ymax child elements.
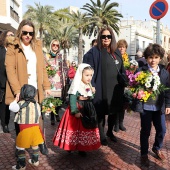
<box><xmin>68</xmin><ymin>11</ymin><xmax>91</xmax><ymax>64</ymax></box>
<box><xmin>81</xmin><ymin>0</ymin><xmax>123</xmax><ymax>36</ymax></box>
<box><xmin>24</xmin><ymin>2</ymin><xmax>56</xmax><ymax>40</ymax></box>
<box><xmin>51</xmin><ymin>18</ymin><xmax>79</xmax><ymax>60</ymax></box>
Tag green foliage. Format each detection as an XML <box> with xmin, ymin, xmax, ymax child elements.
<box><xmin>46</xmin><ymin>65</ymin><xmax>57</xmax><ymax>77</ymax></box>
<box><xmin>41</xmin><ymin>97</ymin><xmax>62</xmax><ymax>115</ymax></box>
<box><xmin>81</xmin><ymin>0</ymin><xmax>123</xmax><ymax>36</ymax></box>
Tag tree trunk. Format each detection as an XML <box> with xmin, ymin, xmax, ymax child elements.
<box><xmin>39</xmin><ymin>24</ymin><xmax>43</xmax><ymax>39</ymax></box>
<box><xmin>78</xmin><ymin>28</ymin><xmax>83</xmax><ymax>64</ymax></box>
<box><xmin>63</xmin><ymin>48</ymin><xmax>67</xmax><ymax>60</ymax></box>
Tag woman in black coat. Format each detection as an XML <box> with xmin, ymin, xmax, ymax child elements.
<box><xmin>83</xmin><ymin>27</ymin><xmax>126</xmax><ymax>145</ymax></box>
<box><xmin>0</xmin><ymin>30</ymin><xmax>14</xmax><ymax>133</ymax></box>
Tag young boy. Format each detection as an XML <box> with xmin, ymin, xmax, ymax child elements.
<box><xmin>134</xmin><ymin>44</ymin><xmax>170</xmax><ymax>167</ymax></box>
<box><xmin>10</xmin><ymin>84</ymin><xmax>44</xmax><ymax>170</ymax></box>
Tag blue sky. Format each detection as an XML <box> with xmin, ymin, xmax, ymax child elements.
<box><xmin>22</xmin><ymin>0</ymin><xmax>170</xmax><ymax>29</ymax></box>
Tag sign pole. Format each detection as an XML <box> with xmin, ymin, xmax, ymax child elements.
<box><xmin>156</xmin><ymin>19</ymin><xmax>161</xmax><ymax>44</ymax></box>
<box><xmin>149</xmin><ymin>0</ymin><xmax>168</xmax><ymax>44</ymax></box>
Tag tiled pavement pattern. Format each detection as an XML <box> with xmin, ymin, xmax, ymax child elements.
<box><xmin>1</xmin><ymin>109</ymin><xmax>170</xmax><ymax>170</ymax></box>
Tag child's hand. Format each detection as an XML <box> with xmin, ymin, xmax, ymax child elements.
<box><xmin>165</xmin><ymin>108</ymin><xmax>170</xmax><ymax>114</ymax></box>
<box><xmin>75</xmin><ymin>112</ymin><xmax>82</xmax><ymax>118</ymax></box>
<box><xmin>91</xmin><ymin>87</ymin><xmax>96</xmax><ymax>94</ymax></box>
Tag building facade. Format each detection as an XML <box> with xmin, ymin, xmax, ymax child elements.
<box><xmin>0</xmin><ymin>0</ymin><xmax>22</xmax><ymax>32</ymax></box>
<box><xmin>117</xmin><ymin>17</ymin><xmax>170</xmax><ymax>56</ymax></box>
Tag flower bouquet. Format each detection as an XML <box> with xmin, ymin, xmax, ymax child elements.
<box><xmin>41</xmin><ymin>97</ymin><xmax>62</xmax><ymax>114</ymax></box>
<box><xmin>124</xmin><ymin>70</ymin><xmax>169</xmax><ymax>105</ymax></box>
<box><xmin>46</xmin><ymin>64</ymin><xmax>57</xmax><ymax>77</ymax></box>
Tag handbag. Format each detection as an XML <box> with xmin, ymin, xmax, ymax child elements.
<box><xmin>77</xmin><ymin>101</ymin><xmax>98</xmax><ymax>129</ymax></box>
<box><xmin>0</xmin><ymin>89</ymin><xmax>4</xmax><ymax>102</ymax></box>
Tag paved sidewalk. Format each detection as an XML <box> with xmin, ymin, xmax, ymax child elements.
<box><xmin>1</xmin><ymin>110</ymin><xmax>170</xmax><ymax>170</ymax></box>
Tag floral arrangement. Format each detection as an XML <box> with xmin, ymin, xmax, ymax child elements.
<box><xmin>122</xmin><ymin>52</ymin><xmax>130</xmax><ymax>69</ymax></box>
<box><xmin>46</xmin><ymin>64</ymin><xmax>57</xmax><ymax>77</ymax></box>
<box><xmin>41</xmin><ymin>97</ymin><xmax>62</xmax><ymax>114</ymax></box>
<box><xmin>125</xmin><ymin>71</ymin><xmax>168</xmax><ymax>103</ymax></box>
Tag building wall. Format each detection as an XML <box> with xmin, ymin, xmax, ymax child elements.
<box><xmin>0</xmin><ymin>0</ymin><xmax>22</xmax><ymax>32</ymax></box>
<box><xmin>0</xmin><ymin>0</ymin><xmax>7</xmax><ymax>16</ymax></box>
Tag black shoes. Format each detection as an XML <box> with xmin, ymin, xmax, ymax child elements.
<box><xmin>3</xmin><ymin>125</ymin><xmax>10</xmax><ymax>133</ymax></box>
<box><xmin>114</xmin><ymin>123</ymin><xmax>126</xmax><ymax>132</ymax></box>
<box><xmin>106</xmin><ymin>131</ymin><xmax>117</xmax><ymax>143</ymax></box>
<box><xmin>39</xmin><ymin>142</ymin><xmax>48</xmax><ymax>155</ymax></box>
<box><xmin>114</xmin><ymin>125</ymin><xmax>119</xmax><ymax>132</ymax></box>
<box><xmin>119</xmin><ymin>124</ymin><xmax>126</xmax><ymax>131</ymax></box>
<box><xmin>141</xmin><ymin>155</ymin><xmax>150</xmax><ymax>167</ymax></box>
<box><xmin>101</xmin><ymin>139</ymin><xmax>108</xmax><ymax>146</ymax></box>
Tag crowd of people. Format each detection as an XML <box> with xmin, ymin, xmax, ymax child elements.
<box><xmin>1</xmin><ymin>18</ymin><xmax>170</xmax><ymax>169</ymax></box>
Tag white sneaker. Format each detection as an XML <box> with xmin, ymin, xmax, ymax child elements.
<box><xmin>12</xmin><ymin>165</ymin><xmax>26</xmax><ymax>170</ymax></box>
<box><xmin>28</xmin><ymin>159</ymin><xmax>39</xmax><ymax>166</ymax></box>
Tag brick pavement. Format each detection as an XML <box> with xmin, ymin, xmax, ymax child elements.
<box><xmin>1</xmin><ymin>110</ymin><xmax>170</xmax><ymax>170</ymax></box>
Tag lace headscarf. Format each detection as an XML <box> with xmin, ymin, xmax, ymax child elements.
<box><xmin>68</xmin><ymin>63</ymin><xmax>92</xmax><ymax>95</ymax></box>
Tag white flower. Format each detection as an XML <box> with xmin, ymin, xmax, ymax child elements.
<box><xmin>153</xmin><ymin>85</ymin><xmax>158</xmax><ymax>91</ymax></box>
<box><xmin>154</xmin><ymin>80</ymin><xmax>161</xmax><ymax>86</ymax></box>
<box><xmin>49</xmin><ymin>103</ymin><xmax>54</xmax><ymax>107</ymax></box>
<box><xmin>153</xmin><ymin>74</ymin><xmax>160</xmax><ymax>81</ymax></box>
<box><xmin>146</xmin><ymin>76</ymin><xmax>152</xmax><ymax>83</ymax></box>
<box><xmin>130</xmin><ymin>60</ymin><xmax>138</xmax><ymax>66</ymax></box>
<box><xmin>145</xmin><ymin>82</ymin><xmax>151</xmax><ymax>88</ymax></box>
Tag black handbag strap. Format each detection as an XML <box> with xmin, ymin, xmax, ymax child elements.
<box><xmin>110</xmin><ymin>54</ymin><xmax>128</xmax><ymax>85</ymax></box>
<box><xmin>109</xmin><ymin>53</ymin><xmax>122</xmax><ymax>74</ymax></box>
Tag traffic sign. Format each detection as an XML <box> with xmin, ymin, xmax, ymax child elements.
<box><xmin>149</xmin><ymin>0</ymin><xmax>168</xmax><ymax>20</ymax></box>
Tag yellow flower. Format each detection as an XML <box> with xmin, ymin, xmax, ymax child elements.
<box><xmin>143</xmin><ymin>91</ymin><xmax>151</xmax><ymax>102</ymax></box>
<box><xmin>122</xmin><ymin>52</ymin><xmax>130</xmax><ymax>68</ymax></box>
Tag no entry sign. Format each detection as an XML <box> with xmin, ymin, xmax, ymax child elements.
<box><xmin>149</xmin><ymin>0</ymin><xmax>168</xmax><ymax>19</ymax></box>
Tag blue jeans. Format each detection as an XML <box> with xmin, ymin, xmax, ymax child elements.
<box><xmin>140</xmin><ymin>110</ymin><xmax>166</xmax><ymax>155</ymax></box>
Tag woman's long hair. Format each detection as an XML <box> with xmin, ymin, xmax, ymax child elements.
<box><xmin>0</xmin><ymin>30</ymin><xmax>12</xmax><ymax>46</ymax></box>
<box><xmin>97</xmin><ymin>26</ymin><xmax>117</xmax><ymax>54</ymax></box>
<box><xmin>16</xmin><ymin>19</ymin><xmax>36</xmax><ymax>51</ymax></box>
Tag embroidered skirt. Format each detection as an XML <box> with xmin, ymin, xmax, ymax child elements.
<box><xmin>53</xmin><ymin>106</ymin><xmax>101</xmax><ymax>151</ymax></box>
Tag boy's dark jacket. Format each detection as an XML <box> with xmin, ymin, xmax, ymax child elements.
<box><xmin>132</xmin><ymin>64</ymin><xmax>170</xmax><ymax>114</ymax></box>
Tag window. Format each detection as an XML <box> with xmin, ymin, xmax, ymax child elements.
<box><xmin>136</xmin><ymin>39</ymin><xmax>139</xmax><ymax>52</ymax></box>
<box><xmin>10</xmin><ymin>0</ymin><xmax>19</xmax><ymax>22</ymax></box>
<box><xmin>143</xmin><ymin>41</ymin><xmax>145</xmax><ymax>50</ymax></box>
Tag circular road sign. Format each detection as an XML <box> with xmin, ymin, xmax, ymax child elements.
<box><xmin>149</xmin><ymin>0</ymin><xmax>168</xmax><ymax>19</ymax></box>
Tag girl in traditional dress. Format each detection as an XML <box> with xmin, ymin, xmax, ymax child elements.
<box><xmin>53</xmin><ymin>63</ymin><xmax>101</xmax><ymax>156</ymax></box>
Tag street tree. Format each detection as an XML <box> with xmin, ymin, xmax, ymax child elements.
<box><xmin>81</xmin><ymin>0</ymin><xmax>123</xmax><ymax>36</ymax></box>
<box><xmin>51</xmin><ymin>18</ymin><xmax>79</xmax><ymax>60</ymax></box>
<box><xmin>68</xmin><ymin>11</ymin><xmax>91</xmax><ymax>64</ymax></box>
<box><xmin>24</xmin><ymin>2</ymin><xmax>56</xmax><ymax>40</ymax></box>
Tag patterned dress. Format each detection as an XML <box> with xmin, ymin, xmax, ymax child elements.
<box><xmin>45</xmin><ymin>53</ymin><xmax>64</xmax><ymax>97</ymax></box>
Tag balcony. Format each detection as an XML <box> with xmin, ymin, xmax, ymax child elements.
<box><xmin>10</xmin><ymin>7</ymin><xmax>19</xmax><ymax>23</ymax></box>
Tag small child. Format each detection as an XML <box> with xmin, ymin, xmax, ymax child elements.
<box><xmin>10</xmin><ymin>84</ymin><xmax>44</xmax><ymax>170</ymax></box>
<box><xmin>53</xmin><ymin>63</ymin><xmax>101</xmax><ymax>156</ymax></box>
<box><xmin>134</xmin><ymin>44</ymin><xmax>170</xmax><ymax>167</ymax></box>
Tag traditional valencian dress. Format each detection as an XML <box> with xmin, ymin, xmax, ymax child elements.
<box><xmin>53</xmin><ymin>64</ymin><xmax>101</xmax><ymax>151</ymax></box>
<box><xmin>45</xmin><ymin>52</ymin><xmax>64</xmax><ymax>97</ymax></box>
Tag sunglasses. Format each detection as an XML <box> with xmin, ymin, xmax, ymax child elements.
<box><xmin>52</xmin><ymin>44</ymin><xmax>59</xmax><ymax>47</ymax></box>
<box><xmin>22</xmin><ymin>31</ymin><xmax>34</xmax><ymax>36</ymax></box>
<box><xmin>72</xmin><ymin>63</ymin><xmax>75</xmax><ymax>64</ymax></box>
<box><xmin>101</xmin><ymin>35</ymin><xmax>112</xmax><ymax>39</ymax></box>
